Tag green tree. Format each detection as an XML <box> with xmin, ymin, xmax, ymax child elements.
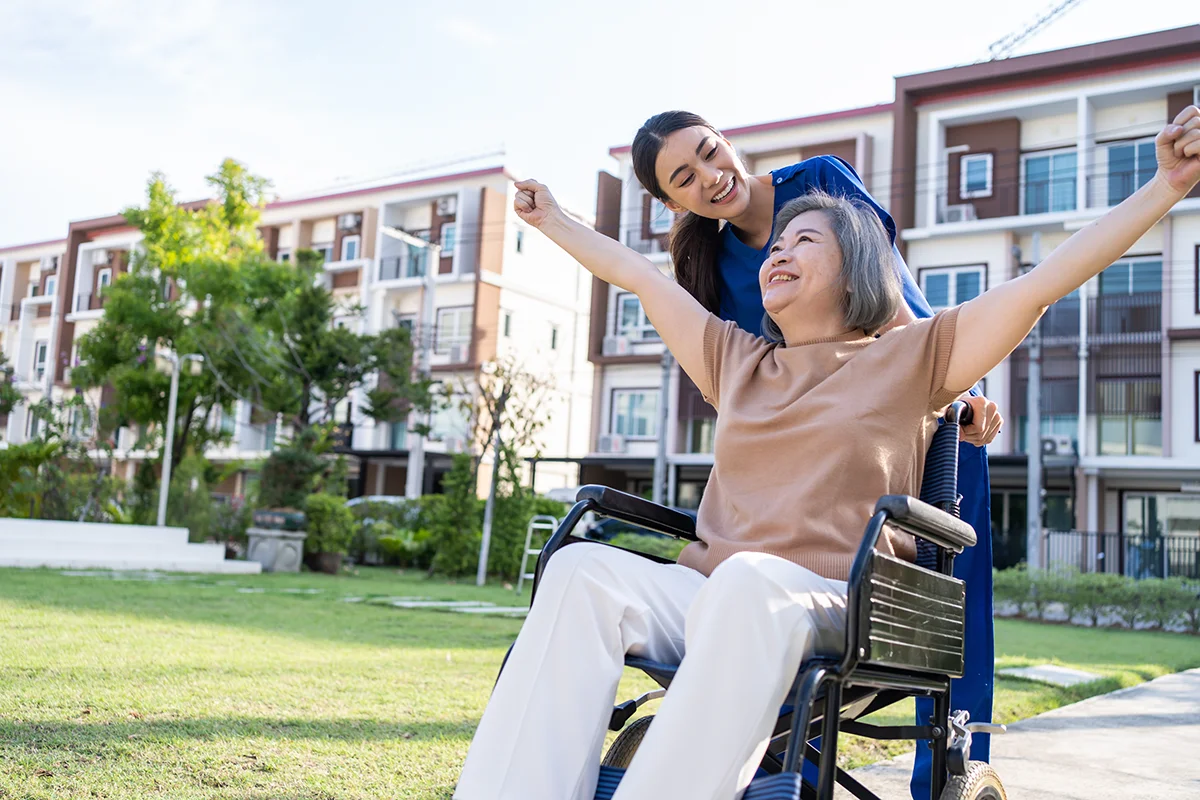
<box><xmin>0</xmin><ymin>353</ymin><xmax>21</xmax><ymax>418</ymax></box>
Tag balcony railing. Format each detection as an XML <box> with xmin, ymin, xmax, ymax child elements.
<box><xmin>1088</xmin><ymin>292</ymin><xmax>1160</xmax><ymax>337</ymax></box>
<box><xmin>1046</xmin><ymin>529</ymin><xmax>1200</xmax><ymax>580</ymax></box>
<box><xmin>74</xmin><ymin>293</ymin><xmax>107</xmax><ymax>312</ymax></box>
<box><xmin>1040</xmin><ymin>297</ymin><xmax>1080</xmax><ymax>339</ymax></box>
<box><xmin>378</xmin><ymin>254</ymin><xmax>427</xmax><ymax>282</ymax></box>
<box><xmin>622</xmin><ymin>229</ymin><xmax>669</xmax><ymax>256</ymax></box>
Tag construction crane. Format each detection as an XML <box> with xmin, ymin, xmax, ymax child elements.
<box><xmin>987</xmin><ymin>0</ymin><xmax>1088</xmax><ymax>60</ymax></box>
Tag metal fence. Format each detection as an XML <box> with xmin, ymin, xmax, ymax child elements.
<box><xmin>1044</xmin><ymin>529</ymin><xmax>1200</xmax><ymax>580</ymax></box>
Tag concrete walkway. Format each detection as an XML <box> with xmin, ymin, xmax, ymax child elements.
<box><xmin>844</xmin><ymin>669</ymin><xmax>1200</xmax><ymax>799</ymax></box>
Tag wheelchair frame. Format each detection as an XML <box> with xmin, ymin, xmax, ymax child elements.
<box><xmin>526</xmin><ymin>403</ymin><xmax>994</xmax><ymax>800</ymax></box>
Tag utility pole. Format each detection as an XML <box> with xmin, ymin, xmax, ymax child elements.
<box><xmin>381</xmin><ymin>226</ymin><xmax>441</xmax><ymax>499</ymax></box>
<box><xmin>652</xmin><ymin>350</ymin><xmax>674</xmax><ymax>505</ymax></box>
<box><xmin>477</xmin><ymin>384</ymin><xmax>510</xmax><ymax>586</ymax></box>
<box><xmin>1026</xmin><ymin>233</ymin><xmax>1044</xmax><ymax>569</ymax></box>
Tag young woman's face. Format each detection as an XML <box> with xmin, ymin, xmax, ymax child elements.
<box><xmin>759</xmin><ymin>210</ymin><xmax>844</xmax><ymax>327</ymax></box>
<box><xmin>653</xmin><ymin>126</ymin><xmax>752</xmax><ymax>220</ymax></box>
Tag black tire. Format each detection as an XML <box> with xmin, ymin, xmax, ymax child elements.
<box><xmin>939</xmin><ymin>761</ymin><xmax>1006</xmax><ymax>800</ymax></box>
<box><xmin>601</xmin><ymin>715</ymin><xmax>654</xmax><ymax>768</ymax></box>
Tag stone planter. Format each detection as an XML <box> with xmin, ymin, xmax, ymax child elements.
<box><xmin>246</xmin><ymin>527</ymin><xmax>307</xmax><ymax>573</ymax></box>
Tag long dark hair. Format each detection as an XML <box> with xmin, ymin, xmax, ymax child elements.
<box><xmin>632</xmin><ymin>111</ymin><xmax>723</xmax><ymax>314</ymax></box>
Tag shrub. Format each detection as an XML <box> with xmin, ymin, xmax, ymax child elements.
<box><xmin>258</xmin><ymin>430</ymin><xmax>325</xmax><ymax>510</ymax></box>
<box><xmin>992</xmin><ymin>565</ymin><xmax>1031</xmax><ymax>616</ymax></box>
<box><xmin>428</xmin><ymin>454</ymin><xmax>483</xmax><ymax>577</ymax></box>
<box><xmin>1174</xmin><ymin>579</ymin><xmax>1200</xmax><ymax>634</ymax></box>
<box><xmin>378</xmin><ymin>528</ymin><xmax>433</xmax><ymax>568</ymax></box>
<box><xmin>303</xmin><ymin>493</ymin><xmax>356</xmax><ymax>555</ymax></box>
<box><xmin>1068</xmin><ymin>572</ymin><xmax>1127</xmax><ymax>627</ymax></box>
<box><xmin>1131</xmin><ymin>578</ymin><xmax>1190</xmax><ymax>631</ymax></box>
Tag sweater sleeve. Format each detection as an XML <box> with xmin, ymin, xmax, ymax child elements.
<box><xmin>700</xmin><ymin>315</ymin><xmax>769</xmax><ymax>410</ymax></box>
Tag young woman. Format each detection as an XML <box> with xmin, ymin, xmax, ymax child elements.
<box><xmin>630</xmin><ymin>111</ymin><xmax>1000</xmax><ymax>790</ymax></box>
<box><xmin>453</xmin><ymin>107</ymin><xmax>1199</xmax><ymax>800</ymax></box>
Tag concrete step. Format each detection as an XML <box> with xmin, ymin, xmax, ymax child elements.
<box><xmin>0</xmin><ymin>540</ymin><xmax>230</xmax><ymax>563</ymax></box>
<box><xmin>0</xmin><ymin>555</ymin><xmax>262</xmax><ymax>574</ymax></box>
<box><xmin>0</xmin><ymin>519</ymin><xmax>190</xmax><ymax>546</ymax></box>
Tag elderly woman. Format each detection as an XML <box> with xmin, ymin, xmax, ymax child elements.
<box><xmin>454</xmin><ymin>108</ymin><xmax>1200</xmax><ymax>800</ymax></box>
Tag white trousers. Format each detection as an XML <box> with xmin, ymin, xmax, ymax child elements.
<box><xmin>454</xmin><ymin>543</ymin><xmax>848</xmax><ymax>800</ymax></box>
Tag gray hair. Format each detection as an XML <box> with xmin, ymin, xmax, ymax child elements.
<box><xmin>762</xmin><ymin>191</ymin><xmax>902</xmax><ymax>342</ymax></box>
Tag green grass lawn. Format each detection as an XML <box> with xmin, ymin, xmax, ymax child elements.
<box><xmin>0</xmin><ymin>567</ymin><xmax>1196</xmax><ymax>798</ymax></box>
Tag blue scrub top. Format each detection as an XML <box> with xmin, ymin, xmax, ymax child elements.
<box><xmin>716</xmin><ymin>155</ymin><xmax>932</xmax><ymax>335</ymax></box>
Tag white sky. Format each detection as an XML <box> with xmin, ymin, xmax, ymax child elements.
<box><xmin>0</xmin><ymin>0</ymin><xmax>1195</xmax><ymax>246</ymax></box>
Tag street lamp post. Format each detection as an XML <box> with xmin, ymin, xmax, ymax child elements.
<box><xmin>157</xmin><ymin>352</ymin><xmax>204</xmax><ymax>527</ymax></box>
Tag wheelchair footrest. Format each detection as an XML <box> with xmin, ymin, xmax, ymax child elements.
<box><xmin>594</xmin><ymin>766</ymin><xmax>803</xmax><ymax>800</ymax></box>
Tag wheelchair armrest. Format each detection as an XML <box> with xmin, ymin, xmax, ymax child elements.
<box><xmin>575</xmin><ymin>485</ymin><xmax>698</xmax><ymax>541</ymax></box>
<box><xmin>874</xmin><ymin>495</ymin><xmax>977</xmax><ymax>553</ymax></box>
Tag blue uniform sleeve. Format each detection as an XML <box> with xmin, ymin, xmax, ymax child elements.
<box><xmin>806</xmin><ymin>155</ymin><xmax>934</xmax><ymax>321</ymax></box>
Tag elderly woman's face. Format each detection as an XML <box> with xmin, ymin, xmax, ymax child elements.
<box><xmin>759</xmin><ymin>210</ymin><xmax>844</xmax><ymax>327</ymax></box>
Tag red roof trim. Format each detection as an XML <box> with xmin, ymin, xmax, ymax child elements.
<box><xmin>607</xmin><ymin>103</ymin><xmax>893</xmax><ymax>156</ymax></box>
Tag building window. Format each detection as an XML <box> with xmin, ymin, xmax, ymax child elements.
<box><xmin>649</xmin><ymin>197</ymin><xmax>673</xmax><ymax>235</ymax></box>
<box><xmin>1096</xmin><ymin>256</ymin><xmax>1161</xmax><ymax>335</ymax></box>
<box><xmin>278</xmin><ymin>249</ymin><xmax>292</xmax><ymax>264</ymax></box>
<box><xmin>959</xmin><ymin>153</ymin><xmax>993</xmax><ymax>199</ymax></box>
<box><xmin>502</xmin><ymin>311</ymin><xmax>512</xmax><ymax>338</ymax></box>
<box><xmin>97</xmin><ymin>268</ymin><xmax>112</xmax><ymax>292</ymax></box>
<box><xmin>1195</xmin><ymin>371</ymin><xmax>1200</xmax><ymax>444</ymax></box>
<box><xmin>435</xmin><ymin>307</ymin><xmax>472</xmax><ymax>355</ymax></box>
<box><xmin>1021</xmin><ymin>149</ymin><xmax>1077</xmax><ymax>214</ymax></box>
<box><xmin>440</xmin><ymin>223</ymin><xmax>457</xmax><ymax>256</ymax></box>
<box><xmin>1105</xmin><ymin>137</ymin><xmax>1156</xmax><ymax>206</ymax></box>
<box><xmin>1122</xmin><ymin>492</ymin><xmax>1200</xmax><ymax>578</ymax></box>
<box><xmin>550</xmin><ymin>324</ymin><xmax>559</xmax><ymax>350</ymax></box>
<box><xmin>393</xmin><ymin>313</ymin><xmax>417</xmax><ymax>337</ymax></box>
<box><xmin>44</xmin><ymin>276</ymin><xmax>57</xmax><ymax>298</ymax></box>
<box><xmin>918</xmin><ymin>265</ymin><xmax>985</xmax><ymax>310</ymax></box>
<box><xmin>26</xmin><ymin>409</ymin><xmax>41</xmax><ymax>439</ymax></box>
<box><xmin>390</xmin><ymin>420</ymin><xmax>408</xmax><ymax>451</ymax></box>
<box><xmin>687</xmin><ymin>417</ymin><xmax>716</xmax><ymax>454</ymax></box>
<box><xmin>34</xmin><ymin>340</ymin><xmax>48</xmax><ymax>381</ymax></box>
<box><xmin>1097</xmin><ymin>378</ymin><xmax>1161</xmax><ymax>456</ymax></box>
<box><xmin>516</xmin><ymin>230</ymin><xmax>524</xmax><ymax>254</ymax></box>
<box><xmin>340</xmin><ymin>235</ymin><xmax>360</xmax><ymax>262</ymax></box>
<box><xmin>312</xmin><ymin>244</ymin><xmax>333</xmax><ymax>264</ymax></box>
<box><xmin>615</xmin><ymin>292</ymin><xmax>660</xmax><ymax>340</ymax></box>
<box><xmin>611</xmin><ymin>389</ymin><xmax>659</xmax><ymax>440</ymax></box>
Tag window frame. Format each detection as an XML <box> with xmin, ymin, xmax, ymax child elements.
<box><xmin>1102</xmin><ymin>136</ymin><xmax>1157</xmax><ymax>205</ymax></box>
<box><xmin>439</xmin><ymin>222</ymin><xmax>457</xmax><ymax>257</ymax></box>
<box><xmin>614</xmin><ymin>291</ymin><xmax>660</xmax><ymax>340</ymax></box>
<box><xmin>550</xmin><ymin>324</ymin><xmax>559</xmax><ymax>350</ymax></box>
<box><xmin>917</xmin><ymin>264</ymin><xmax>988</xmax><ymax>310</ymax></box>
<box><xmin>1020</xmin><ymin>147</ymin><xmax>1078</xmax><ymax>215</ymax></box>
<box><xmin>502</xmin><ymin>311</ymin><xmax>512</xmax><ymax>338</ymax></box>
<box><xmin>1195</xmin><ymin>370</ymin><xmax>1200</xmax><ymax>444</ymax></box>
<box><xmin>33</xmin><ymin>340</ymin><xmax>49</xmax><ymax>381</ymax></box>
<box><xmin>959</xmin><ymin>152</ymin><xmax>994</xmax><ymax>199</ymax></box>
<box><xmin>277</xmin><ymin>248</ymin><xmax>292</xmax><ymax>264</ymax></box>
<box><xmin>43</xmin><ymin>276</ymin><xmax>57</xmax><ymax>298</ymax></box>
<box><xmin>434</xmin><ymin>306</ymin><xmax>473</xmax><ymax>356</ymax></box>
<box><xmin>609</xmin><ymin>387</ymin><xmax>661</xmax><ymax>441</ymax></box>
<box><xmin>339</xmin><ymin>235</ymin><xmax>360</xmax><ymax>262</ymax></box>
<box><xmin>97</xmin><ymin>268</ymin><xmax>113</xmax><ymax>292</ymax></box>
<box><xmin>648</xmin><ymin>197</ymin><xmax>673</xmax><ymax>236</ymax></box>
<box><xmin>311</xmin><ymin>243</ymin><xmax>334</xmax><ymax>264</ymax></box>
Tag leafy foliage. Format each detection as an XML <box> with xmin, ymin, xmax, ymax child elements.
<box><xmin>302</xmin><ymin>493</ymin><xmax>356</xmax><ymax>555</ymax></box>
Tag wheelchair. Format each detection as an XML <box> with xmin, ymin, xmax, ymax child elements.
<box><xmin>517</xmin><ymin>402</ymin><xmax>1006</xmax><ymax>800</ymax></box>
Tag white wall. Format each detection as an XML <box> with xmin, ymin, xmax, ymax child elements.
<box><xmin>1169</xmin><ymin>341</ymin><xmax>1200</xmax><ymax>463</ymax></box>
<box><xmin>1169</xmin><ymin>211</ymin><xmax>1200</xmax><ymax>329</ymax></box>
<box><xmin>598</xmin><ymin>362</ymin><xmax>664</xmax><ymax>459</ymax></box>
<box><xmin>1020</xmin><ymin>112</ymin><xmax>1079</xmax><ymax>151</ymax></box>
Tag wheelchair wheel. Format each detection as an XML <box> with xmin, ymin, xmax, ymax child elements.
<box><xmin>601</xmin><ymin>715</ymin><xmax>653</xmax><ymax>768</ymax></box>
<box><xmin>939</xmin><ymin>761</ymin><xmax>1006</xmax><ymax>800</ymax></box>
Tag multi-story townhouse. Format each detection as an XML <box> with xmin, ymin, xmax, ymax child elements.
<box><xmin>0</xmin><ymin>238</ymin><xmax>68</xmax><ymax>440</ymax></box>
<box><xmin>0</xmin><ymin>165</ymin><xmax>594</xmax><ymax>502</ymax></box>
<box><xmin>588</xmin><ymin>25</ymin><xmax>1200</xmax><ymax>574</ymax></box>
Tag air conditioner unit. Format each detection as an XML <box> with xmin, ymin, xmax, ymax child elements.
<box><xmin>338</xmin><ymin>213</ymin><xmax>362</xmax><ymax>231</ymax></box>
<box><xmin>943</xmin><ymin>204</ymin><xmax>977</xmax><ymax>223</ymax></box>
<box><xmin>448</xmin><ymin>343</ymin><xmax>467</xmax><ymax>363</ymax></box>
<box><xmin>597</xmin><ymin>433</ymin><xmax>627</xmax><ymax>454</ymax></box>
<box><xmin>436</xmin><ymin>196</ymin><xmax>457</xmax><ymax>217</ymax></box>
<box><xmin>1040</xmin><ymin>434</ymin><xmax>1074</xmax><ymax>457</ymax></box>
<box><xmin>602</xmin><ymin>335</ymin><xmax>632</xmax><ymax>356</ymax></box>
<box><xmin>42</xmin><ymin>255</ymin><xmax>59</xmax><ymax>271</ymax></box>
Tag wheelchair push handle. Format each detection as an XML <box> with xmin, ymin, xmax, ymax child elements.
<box><xmin>946</xmin><ymin>399</ymin><xmax>973</xmax><ymax>428</ymax></box>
